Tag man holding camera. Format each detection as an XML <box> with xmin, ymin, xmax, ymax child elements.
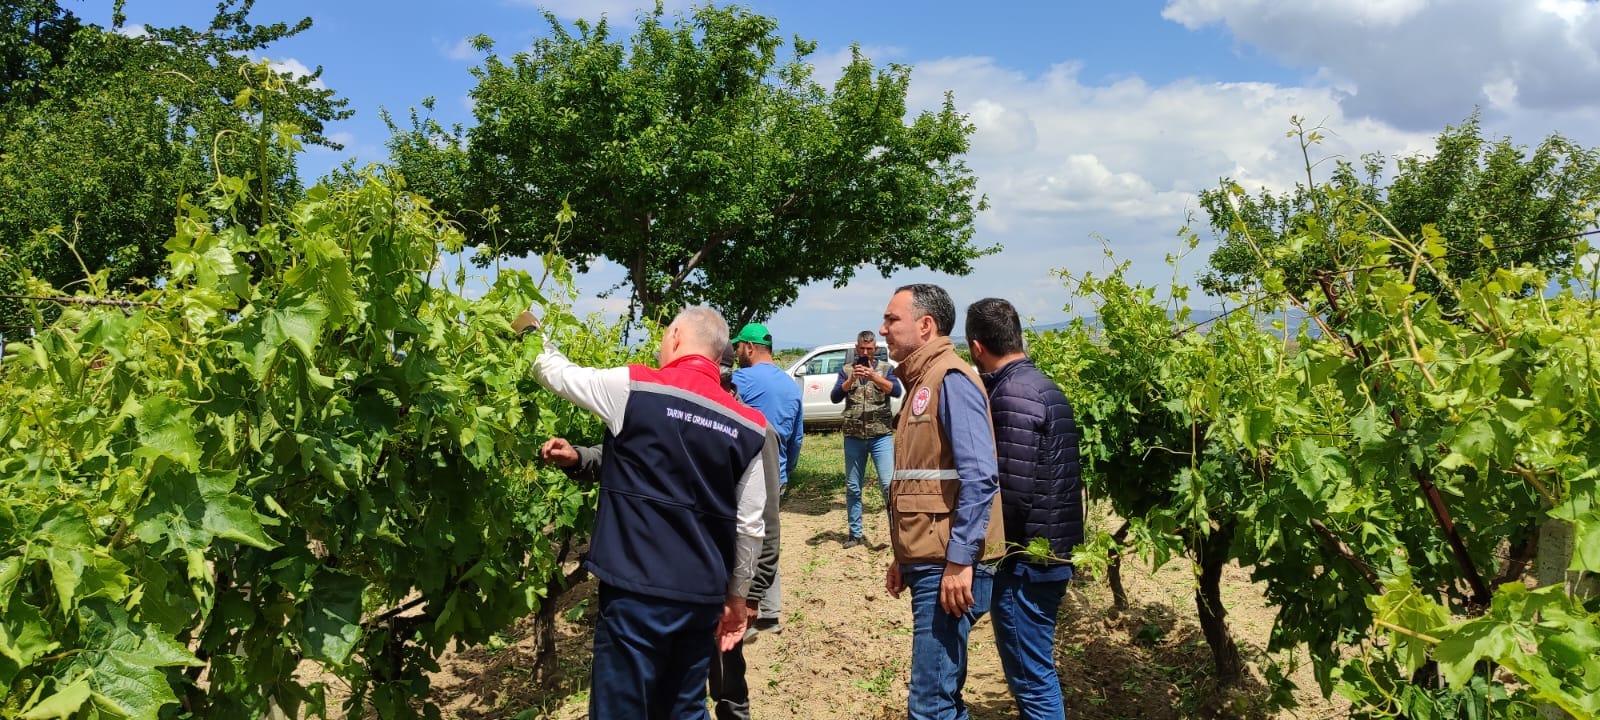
<box><xmin>830</xmin><ymin>330</ymin><xmax>902</xmax><ymax>548</ymax></box>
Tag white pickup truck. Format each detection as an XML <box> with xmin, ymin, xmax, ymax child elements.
<box><xmin>784</xmin><ymin>341</ymin><xmax>903</xmax><ymax>427</ymax></box>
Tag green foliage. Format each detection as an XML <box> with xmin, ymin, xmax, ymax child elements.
<box><xmin>1037</xmin><ymin>125</ymin><xmax>1600</xmax><ymax>715</ymax></box>
<box><xmin>0</xmin><ymin>159</ymin><xmax>639</xmax><ymax>717</ymax></box>
<box><xmin>1365</xmin><ymin>579</ymin><xmax>1600</xmax><ymax>719</ymax></box>
<box><xmin>387</xmin><ymin>4</ymin><xmax>992</xmax><ymax>326</ymax></box>
<box><xmin>0</xmin><ymin>0</ymin><xmax>82</xmax><ymax>108</ymax></box>
<box><xmin>0</xmin><ymin>0</ymin><xmax>353</xmax><ymax>329</ymax></box>
<box><xmin>1199</xmin><ymin>114</ymin><xmax>1600</xmax><ymax>300</ymax></box>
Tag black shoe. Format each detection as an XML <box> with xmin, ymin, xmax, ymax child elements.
<box><xmin>842</xmin><ymin>534</ymin><xmax>867</xmax><ymax>549</ymax></box>
<box><xmin>743</xmin><ymin>617</ymin><xmax>781</xmax><ymax>644</ymax></box>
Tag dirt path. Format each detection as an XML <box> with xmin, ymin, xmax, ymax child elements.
<box><xmin>419</xmin><ymin>434</ymin><xmax>1347</xmax><ymax>719</ymax></box>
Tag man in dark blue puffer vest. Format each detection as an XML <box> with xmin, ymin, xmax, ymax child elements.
<box><xmin>965</xmin><ymin>298</ymin><xmax>1084</xmax><ymax>720</ymax></box>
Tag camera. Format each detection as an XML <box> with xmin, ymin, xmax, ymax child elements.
<box><xmin>853</xmin><ymin>355</ymin><xmax>871</xmax><ymax>367</ymax></box>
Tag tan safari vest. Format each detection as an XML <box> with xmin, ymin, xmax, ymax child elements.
<box><xmin>887</xmin><ymin>336</ymin><xmax>1006</xmax><ymax>564</ymax></box>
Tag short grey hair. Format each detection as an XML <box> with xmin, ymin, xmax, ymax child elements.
<box><xmin>856</xmin><ymin>330</ymin><xmax>876</xmax><ymax>344</ymax></box>
<box><xmin>673</xmin><ymin>306</ymin><xmax>729</xmax><ymax>359</ymax></box>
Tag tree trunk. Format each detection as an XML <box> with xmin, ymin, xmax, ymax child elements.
<box><xmin>533</xmin><ymin>537</ymin><xmax>590</xmax><ymax>686</ymax></box>
<box><xmin>1492</xmin><ymin>522</ymin><xmax>1540</xmax><ymax>587</ymax></box>
<box><xmin>1194</xmin><ymin>524</ymin><xmax>1244</xmax><ymax>686</ymax></box>
<box><xmin>1108</xmin><ymin>521</ymin><xmax>1130</xmax><ymax>611</ymax></box>
<box><xmin>533</xmin><ymin>586</ymin><xmax>562</xmax><ymax>685</ymax></box>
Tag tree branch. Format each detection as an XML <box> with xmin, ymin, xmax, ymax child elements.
<box><xmin>0</xmin><ymin>293</ymin><xmax>148</xmax><ymax>307</ymax></box>
<box><xmin>1413</xmin><ymin>467</ymin><xmax>1491</xmax><ymax>607</ymax></box>
<box><xmin>1310</xmin><ymin>518</ymin><xmax>1380</xmax><ymax>593</ymax></box>
<box><xmin>769</xmin><ymin>191</ymin><xmax>803</xmax><ymax>219</ymax></box>
<box><xmin>667</xmin><ymin>230</ymin><xmax>729</xmax><ymax>290</ymax></box>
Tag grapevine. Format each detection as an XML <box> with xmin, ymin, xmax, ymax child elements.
<box><xmin>0</xmin><ymin>166</ymin><xmax>636</xmax><ymax>718</ymax></box>
<box><xmin>1038</xmin><ymin>155</ymin><xmax>1600</xmax><ymax>716</ymax></box>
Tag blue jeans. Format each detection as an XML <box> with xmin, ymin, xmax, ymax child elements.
<box><xmin>843</xmin><ymin>434</ymin><xmax>893</xmax><ymax>537</ymax></box>
<box><xmin>904</xmin><ymin>563</ymin><xmax>994</xmax><ymax>720</ymax></box>
<box><xmin>590</xmin><ymin>583</ymin><xmax>722</xmax><ymax>719</ymax></box>
<box><xmin>991</xmin><ymin>566</ymin><xmax>1071</xmax><ymax>720</ymax></box>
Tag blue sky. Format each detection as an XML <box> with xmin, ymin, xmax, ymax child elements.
<box><xmin>79</xmin><ymin>0</ymin><xmax>1600</xmax><ymax>348</ymax></box>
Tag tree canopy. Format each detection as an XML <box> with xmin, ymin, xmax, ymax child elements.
<box><xmin>387</xmin><ymin>4</ymin><xmax>992</xmax><ymax>326</ymax></box>
<box><xmin>1199</xmin><ymin>115</ymin><xmax>1600</xmax><ymax>299</ymax></box>
<box><xmin>0</xmin><ymin>0</ymin><xmax>350</xmax><ymax>328</ymax></box>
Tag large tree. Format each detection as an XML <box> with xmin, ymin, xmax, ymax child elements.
<box><xmin>387</xmin><ymin>5</ymin><xmax>992</xmax><ymax>326</ymax></box>
<box><xmin>1199</xmin><ymin>115</ymin><xmax>1600</xmax><ymax>299</ymax></box>
<box><xmin>1</xmin><ymin>0</ymin><xmax>81</xmax><ymax>108</ymax></box>
<box><xmin>0</xmin><ymin>0</ymin><xmax>350</xmax><ymax>327</ymax></box>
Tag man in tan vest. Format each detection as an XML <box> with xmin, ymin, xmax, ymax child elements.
<box><xmin>879</xmin><ymin>283</ymin><xmax>1006</xmax><ymax>720</ymax></box>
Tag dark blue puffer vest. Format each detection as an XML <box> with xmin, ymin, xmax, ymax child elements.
<box><xmin>980</xmin><ymin>358</ymin><xmax>1083</xmax><ymax>565</ymax></box>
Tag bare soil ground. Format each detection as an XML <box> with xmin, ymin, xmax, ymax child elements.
<box><xmin>409</xmin><ymin>431</ymin><xmax>1348</xmax><ymax>719</ymax></box>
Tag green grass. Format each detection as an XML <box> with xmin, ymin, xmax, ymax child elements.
<box><xmin>850</xmin><ymin>659</ymin><xmax>902</xmax><ymax>697</ymax></box>
<box><xmin>785</xmin><ymin>429</ymin><xmax>888</xmax><ymax>513</ymax></box>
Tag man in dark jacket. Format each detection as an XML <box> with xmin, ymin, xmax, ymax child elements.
<box><xmin>538</xmin><ymin>346</ymin><xmax>782</xmax><ymax>720</ymax></box>
<box><xmin>965</xmin><ymin>298</ymin><xmax>1083</xmax><ymax>720</ymax></box>
<box><xmin>516</xmin><ymin>305</ymin><xmax>768</xmax><ymax>719</ymax></box>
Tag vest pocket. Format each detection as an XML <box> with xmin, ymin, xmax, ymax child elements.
<box><xmin>891</xmin><ymin>480</ymin><xmax>957</xmax><ymax>559</ymax></box>
<box><xmin>895</xmin><ymin>492</ymin><xmax>954</xmax><ymax>514</ymax></box>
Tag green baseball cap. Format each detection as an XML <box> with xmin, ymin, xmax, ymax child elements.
<box><xmin>731</xmin><ymin>322</ymin><xmax>773</xmax><ymax>347</ymax></box>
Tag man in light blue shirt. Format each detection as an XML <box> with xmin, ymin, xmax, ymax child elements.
<box><xmin>731</xmin><ymin>321</ymin><xmax>803</xmax><ymax>638</ymax></box>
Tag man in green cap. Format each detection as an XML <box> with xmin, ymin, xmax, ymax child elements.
<box><xmin>731</xmin><ymin>322</ymin><xmax>802</xmax><ymax>638</ymax></box>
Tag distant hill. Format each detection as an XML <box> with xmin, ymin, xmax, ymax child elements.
<box><xmin>1016</xmin><ymin>308</ymin><xmax>1314</xmax><ymax>340</ymax></box>
<box><xmin>786</xmin><ymin>308</ymin><xmax>1314</xmax><ymax>352</ymax></box>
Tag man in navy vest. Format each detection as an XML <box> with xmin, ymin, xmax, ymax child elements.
<box><xmin>966</xmin><ymin>298</ymin><xmax>1083</xmax><ymax>720</ymax></box>
<box><xmin>539</xmin><ymin>347</ymin><xmax>783</xmax><ymax>720</ymax></box>
<box><xmin>515</xmin><ymin>306</ymin><xmax>770</xmax><ymax>719</ymax></box>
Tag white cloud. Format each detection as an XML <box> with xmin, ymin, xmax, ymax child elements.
<box><xmin>904</xmin><ymin>57</ymin><xmax>1431</xmax><ymax>229</ymax></box>
<box><xmin>264</xmin><ymin>57</ymin><xmax>326</xmax><ymax>90</ymax></box>
<box><xmin>1161</xmin><ymin>0</ymin><xmax>1600</xmax><ymax>129</ymax></box>
<box><xmin>115</xmin><ymin>23</ymin><xmax>148</xmax><ymax>38</ymax></box>
<box><xmin>967</xmin><ymin>98</ymin><xmax>1038</xmax><ymax>156</ymax></box>
<box><xmin>752</xmin><ymin>50</ymin><xmax>1457</xmax><ymax>345</ymax></box>
<box><xmin>1164</xmin><ymin>0</ymin><xmax>1429</xmax><ymax>28</ymax></box>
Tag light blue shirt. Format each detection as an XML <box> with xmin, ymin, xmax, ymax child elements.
<box><xmin>938</xmin><ymin>370</ymin><xmax>999</xmax><ymax>566</ymax></box>
<box><xmin>734</xmin><ymin>362</ymin><xmax>804</xmax><ymax>484</ymax></box>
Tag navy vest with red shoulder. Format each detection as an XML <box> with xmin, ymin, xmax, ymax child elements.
<box><xmin>589</xmin><ymin>355</ymin><xmax>769</xmax><ymax>604</ymax></box>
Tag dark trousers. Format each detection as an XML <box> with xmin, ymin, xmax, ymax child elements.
<box><xmin>708</xmin><ymin>640</ymin><xmax>751</xmax><ymax>720</ymax></box>
<box><xmin>590</xmin><ymin>583</ymin><xmax>723</xmax><ymax>720</ymax></box>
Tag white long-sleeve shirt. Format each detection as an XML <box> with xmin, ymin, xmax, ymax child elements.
<box><xmin>531</xmin><ymin>343</ymin><xmax>768</xmax><ymax>597</ymax></box>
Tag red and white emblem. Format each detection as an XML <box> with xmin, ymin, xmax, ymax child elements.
<box><xmin>911</xmin><ymin>386</ymin><xmax>932</xmax><ymax>416</ymax></box>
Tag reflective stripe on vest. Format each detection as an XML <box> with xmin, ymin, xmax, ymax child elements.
<box><xmin>892</xmin><ymin>468</ymin><xmax>961</xmax><ymax>481</ymax></box>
